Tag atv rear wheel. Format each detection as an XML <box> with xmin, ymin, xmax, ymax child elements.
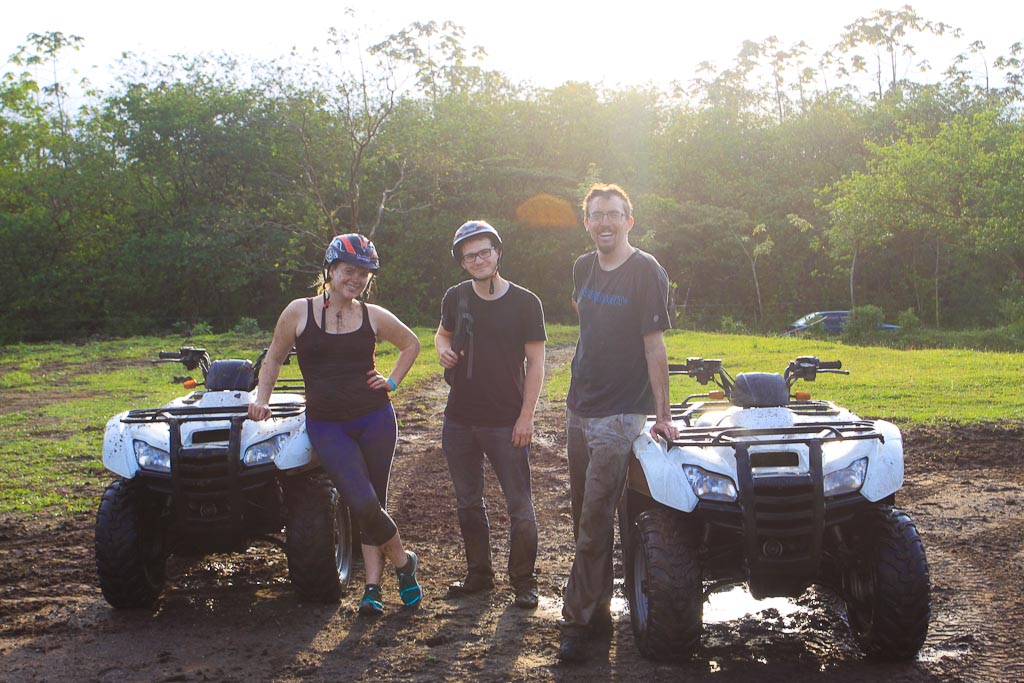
<box><xmin>284</xmin><ymin>474</ymin><xmax>353</xmax><ymax>601</ymax></box>
<box><xmin>626</xmin><ymin>508</ymin><xmax>702</xmax><ymax>661</ymax></box>
<box><xmin>842</xmin><ymin>505</ymin><xmax>930</xmax><ymax>660</ymax></box>
<box><xmin>95</xmin><ymin>479</ymin><xmax>166</xmax><ymax>609</ymax></box>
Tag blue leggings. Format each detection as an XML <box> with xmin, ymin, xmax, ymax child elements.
<box><xmin>305</xmin><ymin>405</ymin><xmax>399</xmax><ymax>546</ymax></box>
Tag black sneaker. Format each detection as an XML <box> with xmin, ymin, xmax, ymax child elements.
<box><xmin>358</xmin><ymin>584</ymin><xmax>384</xmax><ymax>617</ymax></box>
<box><xmin>557</xmin><ymin>634</ymin><xmax>589</xmax><ymax>662</ymax></box>
<box><xmin>395</xmin><ymin>550</ymin><xmax>422</xmax><ymax>607</ymax></box>
<box><xmin>445</xmin><ymin>573</ymin><xmax>495</xmax><ymax>598</ymax></box>
<box><xmin>513</xmin><ymin>582</ymin><xmax>539</xmax><ymax>609</ymax></box>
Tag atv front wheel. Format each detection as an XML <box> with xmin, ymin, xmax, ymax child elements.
<box><xmin>842</xmin><ymin>505</ymin><xmax>930</xmax><ymax>660</ymax></box>
<box><xmin>284</xmin><ymin>475</ymin><xmax>353</xmax><ymax>601</ymax></box>
<box><xmin>95</xmin><ymin>478</ymin><xmax>166</xmax><ymax>608</ymax></box>
<box><xmin>626</xmin><ymin>508</ymin><xmax>702</xmax><ymax>661</ymax></box>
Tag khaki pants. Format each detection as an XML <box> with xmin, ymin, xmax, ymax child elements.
<box><xmin>561</xmin><ymin>408</ymin><xmax>646</xmax><ymax>634</ymax></box>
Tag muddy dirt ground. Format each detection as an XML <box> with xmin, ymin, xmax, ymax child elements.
<box><xmin>2</xmin><ymin>348</ymin><xmax>1023</xmax><ymax>682</ymax></box>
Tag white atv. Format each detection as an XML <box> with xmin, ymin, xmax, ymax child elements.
<box><xmin>619</xmin><ymin>356</ymin><xmax>930</xmax><ymax>662</ymax></box>
<box><xmin>95</xmin><ymin>346</ymin><xmax>352</xmax><ymax>608</ymax></box>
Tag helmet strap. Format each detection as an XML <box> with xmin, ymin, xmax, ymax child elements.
<box><xmin>471</xmin><ymin>266</ymin><xmax>499</xmax><ymax>294</ymax></box>
<box><xmin>359</xmin><ymin>273</ymin><xmax>374</xmax><ymax>302</ymax></box>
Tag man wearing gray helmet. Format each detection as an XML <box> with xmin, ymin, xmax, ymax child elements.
<box><xmin>435</xmin><ymin>220</ymin><xmax>547</xmax><ymax>609</ymax></box>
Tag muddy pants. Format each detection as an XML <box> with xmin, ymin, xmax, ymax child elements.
<box><xmin>561</xmin><ymin>409</ymin><xmax>646</xmax><ymax>635</ymax></box>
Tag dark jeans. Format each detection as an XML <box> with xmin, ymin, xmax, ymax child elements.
<box><xmin>441</xmin><ymin>417</ymin><xmax>538</xmax><ymax>585</ymax></box>
<box><xmin>561</xmin><ymin>408</ymin><xmax>646</xmax><ymax>634</ymax></box>
<box><xmin>306</xmin><ymin>405</ymin><xmax>399</xmax><ymax>546</ymax></box>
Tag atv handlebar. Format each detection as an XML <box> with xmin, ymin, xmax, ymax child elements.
<box><xmin>154</xmin><ymin>347</ymin><xmax>212</xmax><ymax>375</ymax></box>
<box><xmin>670</xmin><ymin>356</ymin><xmax>849</xmax><ymax>407</ymax></box>
<box><xmin>785</xmin><ymin>356</ymin><xmax>849</xmax><ymax>386</ymax></box>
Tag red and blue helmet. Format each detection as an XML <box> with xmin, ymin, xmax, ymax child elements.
<box><xmin>324</xmin><ymin>233</ymin><xmax>379</xmax><ymax>272</ymax></box>
<box><xmin>451</xmin><ymin>220</ymin><xmax>502</xmax><ymax>262</ymax></box>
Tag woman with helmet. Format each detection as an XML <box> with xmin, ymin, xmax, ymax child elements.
<box><xmin>249</xmin><ymin>233</ymin><xmax>422</xmax><ymax>616</ymax></box>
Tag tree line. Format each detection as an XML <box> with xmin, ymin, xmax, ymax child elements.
<box><xmin>2</xmin><ymin>7</ymin><xmax>1023</xmax><ymax>343</ymax></box>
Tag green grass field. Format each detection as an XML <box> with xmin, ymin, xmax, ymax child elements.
<box><xmin>0</xmin><ymin>326</ymin><xmax>1020</xmax><ymax>515</ymax></box>
<box><xmin>547</xmin><ymin>330</ymin><xmax>1024</xmax><ymax>423</ymax></box>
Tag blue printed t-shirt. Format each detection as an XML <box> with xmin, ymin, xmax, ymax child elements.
<box><xmin>567</xmin><ymin>249</ymin><xmax>671</xmax><ymax>418</ymax></box>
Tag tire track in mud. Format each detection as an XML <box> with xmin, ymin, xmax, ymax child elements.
<box><xmin>903</xmin><ymin>464</ymin><xmax>1024</xmax><ymax>683</ymax></box>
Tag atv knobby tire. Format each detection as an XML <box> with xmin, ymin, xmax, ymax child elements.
<box><xmin>285</xmin><ymin>474</ymin><xmax>352</xmax><ymax>602</ymax></box>
<box><xmin>843</xmin><ymin>505</ymin><xmax>930</xmax><ymax>660</ymax></box>
<box><xmin>626</xmin><ymin>508</ymin><xmax>702</xmax><ymax>661</ymax></box>
<box><xmin>95</xmin><ymin>478</ymin><xmax>166</xmax><ymax>609</ymax></box>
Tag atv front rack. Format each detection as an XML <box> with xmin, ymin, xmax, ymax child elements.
<box><xmin>666</xmin><ymin>419</ymin><xmax>883</xmax><ymax>449</ymax></box>
<box><xmin>122</xmin><ymin>403</ymin><xmax>305</xmax><ymax>423</ymax></box>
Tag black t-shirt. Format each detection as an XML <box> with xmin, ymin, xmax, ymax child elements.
<box><xmin>567</xmin><ymin>250</ymin><xmax>671</xmax><ymax>417</ymax></box>
<box><xmin>440</xmin><ymin>281</ymin><xmax>547</xmax><ymax>427</ymax></box>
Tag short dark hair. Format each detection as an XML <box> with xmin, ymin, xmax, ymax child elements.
<box><xmin>582</xmin><ymin>183</ymin><xmax>633</xmax><ymax>218</ymax></box>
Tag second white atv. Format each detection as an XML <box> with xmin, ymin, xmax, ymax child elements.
<box><xmin>619</xmin><ymin>356</ymin><xmax>930</xmax><ymax>662</ymax></box>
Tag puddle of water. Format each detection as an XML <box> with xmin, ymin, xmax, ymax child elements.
<box><xmin>704</xmin><ymin>585</ymin><xmax>801</xmax><ymax>623</ymax></box>
<box><xmin>610</xmin><ymin>595</ymin><xmax>628</xmax><ymax>614</ymax></box>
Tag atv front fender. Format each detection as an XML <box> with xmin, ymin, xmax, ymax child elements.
<box><xmin>102</xmin><ymin>411</ymin><xmax>143</xmax><ymax>479</ymax></box>
<box><xmin>270</xmin><ymin>418</ymin><xmax>316</xmax><ymax>471</ymax></box>
<box><xmin>860</xmin><ymin>420</ymin><xmax>904</xmax><ymax>501</ymax></box>
<box><xmin>631</xmin><ymin>432</ymin><xmax>700</xmax><ymax>513</ymax></box>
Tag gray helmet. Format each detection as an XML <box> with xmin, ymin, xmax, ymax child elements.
<box><xmin>451</xmin><ymin>220</ymin><xmax>502</xmax><ymax>262</ymax></box>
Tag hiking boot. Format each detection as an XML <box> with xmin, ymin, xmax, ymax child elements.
<box><xmin>358</xmin><ymin>584</ymin><xmax>384</xmax><ymax>617</ymax></box>
<box><xmin>395</xmin><ymin>550</ymin><xmax>422</xmax><ymax>607</ymax></box>
<box><xmin>557</xmin><ymin>634</ymin><xmax>590</xmax><ymax>662</ymax></box>
<box><xmin>445</xmin><ymin>573</ymin><xmax>495</xmax><ymax>598</ymax></box>
<box><xmin>512</xmin><ymin>581</ymin><xmax>539</xmax><ymax>609</ymax></box>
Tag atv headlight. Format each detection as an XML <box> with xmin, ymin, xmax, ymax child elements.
<box><xmin>824</xmin><ymin>457</ymin><xmax>867</xmax><ymax>496</ymax></box>
<box><xmin>683</xmin><ymin>465</ymin><xmax>737</xmax><ymax>502</ymax></box>
<box><xmin>243</xmin><ymin>434</ymin><xmax>289</xmax><ymax>466</ymax></box>
<box><xmin>134</xmin><ymin>440</ymin><xmax>170</xmax><ymax>472</ymax></box>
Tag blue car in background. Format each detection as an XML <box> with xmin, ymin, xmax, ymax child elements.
<box><xmin>785</xmin><ymin>310</ymin><xmax>899</xmax><ymax>335</ymax></box>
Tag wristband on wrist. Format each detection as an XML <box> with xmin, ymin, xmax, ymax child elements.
<box><xmin>386</xmin><ymin>377</ymin><xmax>397</xmax><ymax>391</ymax></box>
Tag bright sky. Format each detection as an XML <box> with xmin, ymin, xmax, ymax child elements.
<box><xmin>2</xmin><ymin>0</ymin><xmax>1020</xmax><ymax>91</ymax></box>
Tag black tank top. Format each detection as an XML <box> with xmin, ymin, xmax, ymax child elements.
<box><xmin>295</xmin><ymin>298</ymin><xmax>390</xmax><ymax>422</ymax></box>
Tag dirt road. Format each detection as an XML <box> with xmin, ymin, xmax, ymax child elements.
<box><xmin>2</xmin><ymin>349</ymin><xmax>1023</xmax><ymax>682</ymax></box>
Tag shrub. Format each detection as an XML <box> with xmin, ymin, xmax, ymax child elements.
<box><xmin>842</xmin><ymin>305</ymin><xmax>885</xmax><ymax>341</ymax></box>
<box><xmin>190</xmin><ymin>321</ymin><xmax>214</xmax><ymax>336</ymax></box>
<box><xmin>719</xmin><ymin>315</ymin><xmax>749</xmax><ymax>334</ymax></box>
<box><xmin>896</xmin><ymin>308</ymin><xmax>921</xmax><ymax>331</ymax></box>
<box><xmin>232</xmin><ymin>317</ymin><xmax>262</xmax><ymax>335</ymax></box>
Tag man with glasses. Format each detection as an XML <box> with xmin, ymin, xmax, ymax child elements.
<box><xmin>435</xmin><ymin>220</ymin><xmax>547</xmax><ymax>609</ymax></box>
<box><xmin>558</xmin><ymin>184</ymin><xmax>678</xmax><ymax>662</ymax></box>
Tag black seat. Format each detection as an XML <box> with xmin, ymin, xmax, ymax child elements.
<box><xmin>205</xmin><ymin>359</ymin><xmax>255</xmax><ymax>392</ymax></box>
<box><xmin>731</xmin><ymin>372</ymin><xmax>789</xmax><ymax>408</ymax></box>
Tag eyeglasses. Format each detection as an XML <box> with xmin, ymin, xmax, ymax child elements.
<box><xmin>587</xmin><ymin>210</ymin><xmax>627</xmax><ymax>223</ymax></box>
<box><xmin>461</xmin><ymin>247</ymin><xmax>494</xmax><ymax>264</ymax></box>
